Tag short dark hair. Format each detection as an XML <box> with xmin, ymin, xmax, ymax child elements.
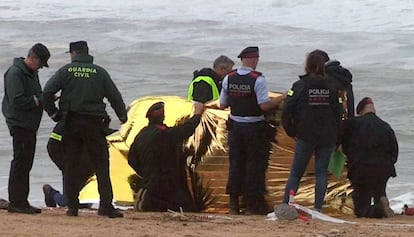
<box><xmin>213</xmin><ymin>55</ymin><xmax>234</xmax><ymax>69</ymax></box>
<box><xmin>28</xmin><ymin>43</ymin><xmax>50</xmax><ymax>67</ymax></box>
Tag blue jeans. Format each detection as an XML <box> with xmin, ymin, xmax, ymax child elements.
<box><xmin>53</xmin><ymin>176</ymin><xmax>68</xmax><ymax>207</ymax></box>
<box><xmin>283</xmin><ymin>139</ymin><xmax>334</xmax><ymax>210</ymax></box>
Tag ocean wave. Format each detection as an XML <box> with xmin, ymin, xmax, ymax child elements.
<box><xmin>2</xmin><ymin>0</ymin><xmax>414</xmax><ymax>33</ymax></box>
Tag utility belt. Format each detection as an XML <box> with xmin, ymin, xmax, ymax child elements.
<box><xmin>66</xmin><ymin>112</ymin><xmax>114</xmax><ymax>136</ymax></box>
<box><xmin>226</xmin><ymin>118</ymin><xmax>277</xmax><ymax>142</ymax></box>
<box><xmin>68</xmin><ymin>112</ymin><xmax>106</xmax><ymax>122</ymax></box>
<box><xmin>226</xmin><ymin>118</ymin><xmax>265</xmax><ymax>130</ymax></box>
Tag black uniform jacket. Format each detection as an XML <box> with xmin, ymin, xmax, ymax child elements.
<box><xmin>282</xmin><ymin>74</ymin><xmax>342</xmax><ymax>147</ymax></box>
<box><xmin>128</xmin><ymin>115</ymin><xmax>201</xmax><ymax>188</ymax></box>
<box><xmin>342</xmin><ymin>112</ymin><xmax>398</xmax><ymax>178</ymax></box>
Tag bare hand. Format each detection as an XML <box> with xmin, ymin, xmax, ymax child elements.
<box><xmin>193</xmin><ymin>102</ymin><xmax>205</xmax><ymax>115</ymax></box>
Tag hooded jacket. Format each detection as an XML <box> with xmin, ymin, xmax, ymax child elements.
<box><xmin>2</xmin><ymin>57</ymin><xmax>43</xmax><ymax>132</ymax></box>
<box><xmin>325</xmin><ymin>60</ymin><xmax>354</xmax><ymax>118</ymax></box>
<box><xmin>188</xmin><ymin>68</ymin><xmax>221</xmax><ymax>103</ymax></box>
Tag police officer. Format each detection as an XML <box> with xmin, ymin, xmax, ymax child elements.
<box><xmin>188</xmin><ymin>55</ymin><xmax>234</xmax><ymax>103</ymax></box>
<box><xmin>128</xmin><ymin>101</ymin><xmax>205</xmax><ymax>212</ymax></box>
<box><xmin>281</xmin><ymin>50</ymin><xmax>342</xmax><ymax>212</ymax></box>
<box><xmin>2</xmin><ymin>43</ymin><xmax>50</xmax><ymax>214</ymax></box>
<box><xmin>42</xmin><ymin>41</ymin><xmax>127</xmax><ymax>218</ymax></box>
<box><xmin>219</xmin><ymin>46</ymin><xmax>285</xmax><ymax>215</ymax></box>
<box><xmin>342</xmin><ymin>97</ymin><xmax>398</xmax><ymax>218</ymax></box>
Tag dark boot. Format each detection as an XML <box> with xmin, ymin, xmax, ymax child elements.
<box><xmin>66</xmin><ymin>207</ymin><xmax>78</xmax><ymax>216</ymax></box>
<box><xmin>245</xmin><ymin>195</ymin><xmax>269</xmax><ymax>216</ymax></box>
<box><xmin>98</xmin><ymin>205</ymin><xmax>123</xmax><ymax>218</ymax></box>
<box><xmin>368</xmin><ymin>202</ymin><xmax>385</xmax><ymax>218</ymax></box>
<box><xmin>229</xmin><ymin>195</ymin><xmax>240</xmax><ymax>215</ymax></box>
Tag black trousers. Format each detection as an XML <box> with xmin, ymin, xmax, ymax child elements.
<box><xmin>226</xmin><ymin>120</ymin><xmax>269</xmax><ymax>197</ymax></box>
<box><xmin>9</xmin><ymin>127</ymin><xmax>36</xmax><ymax>207</ymax></box>
<box><xmin>63</xmin><ymin>116</ymin><xmax>113</xmax><ymax>209</ymax></box>
<box><xmin>350</xmin><ymin>164</ymin><xmax>390</xmax><ymax>218</ymax></box>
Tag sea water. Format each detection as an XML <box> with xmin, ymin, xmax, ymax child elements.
<box><xmin>0</xmin><ymin>0</ymin><xmax>413</xmax><ymax>211</ymax></box>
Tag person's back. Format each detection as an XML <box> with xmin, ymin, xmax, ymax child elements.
<box><xmin>284</xmin><ymin>74</ymin><xmax>341</xmax><ymax>147</ymax></box>
<box><xmin>43</xmin><ymin>41</ymin><xmax>127</xmax><ymax>218</ymax></box>
<box><xmin>219</xmin><ymin>46</ymin><xmax>285</xmax><ymax>215</ymax></box>
<box><xmin>43</xmin><ymin>47</ymin><xmax>126</xmax><ymax>119</ymax></box>
<box><xmin>282</xmin><ymin>50</ymin><xmax>342</xmax><ymax>212</ymax></box>
<box><xmin>343</xmin><ymin>97</ymin><xmax>398</xmax><ymax>178</ymax></box>
<box><xmin>342</xmin><ymin>97</ymin><xmax>398</xmax><ymax>218</ymax></box>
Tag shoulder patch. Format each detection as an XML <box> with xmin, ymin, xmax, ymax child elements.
<box><xmin>287</xmin><ymin>89</ymin><xmax>294</xmax><ymax>97</ymax></box>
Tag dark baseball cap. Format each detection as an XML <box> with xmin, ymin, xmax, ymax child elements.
<box><xmin>66</xmin><ymin>41</ymin><xmax>89</xmax><ymax>53</ymax></box>
<box><xmin>238</xmin><ymin>46</ymin><xmax>259</xmax><ymax>58</ymax></box>
<box><xmin>31</xmin><ymin>43</ymin><xmax>50</xmax><ymax>67</ymax></box>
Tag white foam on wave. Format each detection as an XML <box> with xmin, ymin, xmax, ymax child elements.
<box><xmin>390</xmin><ymin>192</ymin><xmax>414</xmax><ymax>212</ymax></box>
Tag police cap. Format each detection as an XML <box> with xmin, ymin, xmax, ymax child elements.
<box><xmin>146</xmin><ymin>102</ymin><xmax>165</xmax><ymax>119</ymax></box>
<box><xmin>237</xmin><ymin>46</ymin><xmax>259</xmax><ymax>58</ymax></box>
<box><xmin>356</xmin><ymin>97</ymin><xmax>374</xmax><ymax>115</ymax></box>
<box><xmin>67</xmin><ymin>41</ymin><xmax>89</xmax><ymax>53</ymax></box>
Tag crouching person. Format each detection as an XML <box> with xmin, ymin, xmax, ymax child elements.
<box><xmin>342</xmin><ymin>97</ymin><xmax>398</xmax><ymax>218</ymax></box>
<box><xmin>43</xmin><ymin>114</ymin><xmax>116</xmax><ymax>208</ymax></box>
<box><xmin>128</xmin><ymin>101</ymin><xmax>204</xmax><ymax>212</ymax></box>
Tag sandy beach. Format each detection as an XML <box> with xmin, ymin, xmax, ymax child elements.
<box><xmin>1</xmin><ymin>207</ymin><xmax>414</xmax><ymax>237</ymax></box>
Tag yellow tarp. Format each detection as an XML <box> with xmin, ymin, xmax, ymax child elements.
<box><xmin>79</xmin><ymin>94</ymin><xmax>353</xmax><ymax>213</ymax></box>
<box><xmin>79</xmin><ymin>96</ymin><xmax>195</xmax><ymax>204</ymax></box>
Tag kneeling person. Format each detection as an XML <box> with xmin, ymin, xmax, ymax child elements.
<box><xmin>128</xmin><ymin>101</ymin><xmax>204</xmax><ymax>212</ymax></box>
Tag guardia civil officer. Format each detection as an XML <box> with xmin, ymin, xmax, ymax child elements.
<box><xmin>281</xmin><ymin>50</ymin><xmax>342</xmax><ymax>212</ymax></box>
<box><xmin>42</xmin><ymin>41</ymin><xmax>127</xmax><ymax>218</ymax></box>
<box><xmin>2</xmin><ymin>43</ymin><xmax>50</xmax><ymax>214</ymax></box>
<box><xmin>219</xmin><ymin>46</ymin><xmax>285</xmax><ymax>215</ymax></box>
